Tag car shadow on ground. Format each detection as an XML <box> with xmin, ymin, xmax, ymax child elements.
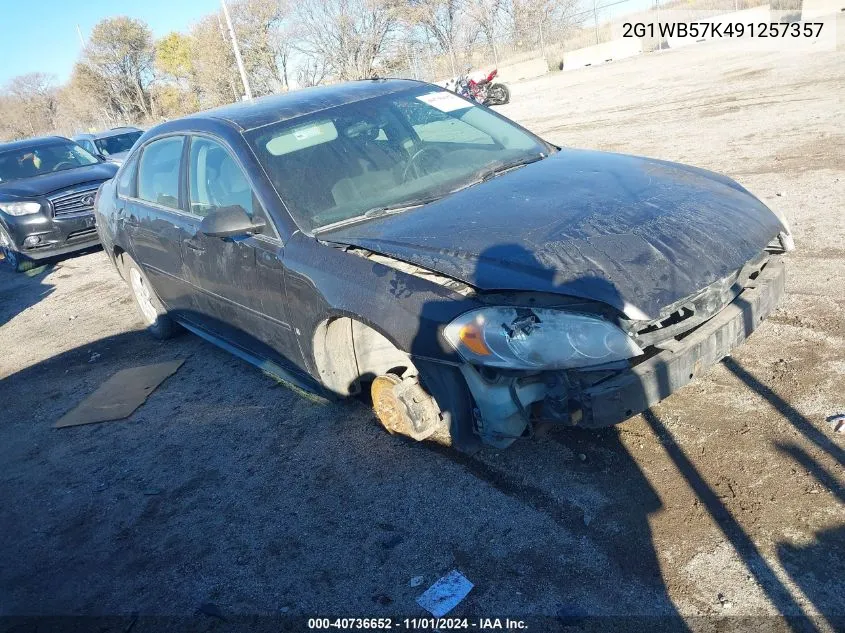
<box><xmin>0</xmin><ymin>246</ymin><xmax>102</xmax><ymax>327</ymax></box>
<box><xmin>0</xmin><ymin>324</ymin><xmax>688</xmax><ymax>630</ymax></box>
<box><xmin>0</xmin><ymin>264</ymin><xmax>56</xmax><ymax>327</ymax></box>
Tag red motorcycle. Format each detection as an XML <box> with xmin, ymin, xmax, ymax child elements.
<box><xmin>454</xmin><ymin>68</ymin><xmax>510</xmax><ymax>106</ymax></box>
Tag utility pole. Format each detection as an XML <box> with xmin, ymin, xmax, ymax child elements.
<box><xmin>220</xmin><ymin>0</ymin><xmax>252</xmax><ymax>100</ymax></box>
<box><xmin>655</xmin><ymin>0</ymin><xmax>663</xmax><ymax>51</ymax></box>
<box><xmin>593</xmin><ymin>0</ymin><xmax>600</xmax><ymax>45</ymax></box>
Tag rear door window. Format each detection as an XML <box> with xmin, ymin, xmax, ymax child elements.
<box><xmin>137</xmin><ymin>136</ymin><xmax>184</xmax><ymax>210</ymax></box>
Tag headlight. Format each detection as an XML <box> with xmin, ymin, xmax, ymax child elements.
<box><xmin>443</xmin><ymin>307</ymin><xmax>643</xmax><ymax>370</ymax></box>
<box><xmin>0</xmin><ymin>201</ymin><xmax>42</xmax><ymax>216</ymax></box>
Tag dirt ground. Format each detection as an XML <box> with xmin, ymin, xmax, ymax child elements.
<box><xmin>1</xmin><ymin>36</ymin><xmax>844</xmax><ymax>630</ymax></box>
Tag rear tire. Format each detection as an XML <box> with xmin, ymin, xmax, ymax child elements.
<box><xmin>485</xmin><ymin>83</ymin><xmax>510</xmax><ymax>106</ymax></box>
<box><xmin>122</xmin><ymin>253</ymin><xmax>175</xmax><ymax>340</ymax></box>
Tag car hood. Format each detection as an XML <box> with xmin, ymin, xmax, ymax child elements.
<box><xmin>0</xmin><ymin>162</ymin><xmax>118</xmax><ymax>199</ymax></box>
<box><xmin>323</xmin><ymin>149</ymin><xmax>786</xmax><ymax>319</ymax></box>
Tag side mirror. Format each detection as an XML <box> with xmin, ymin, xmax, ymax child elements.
<box><xmin>200</xmin><ymin>205</ymin><xmax>265</xmax><ymax>238</ymax></box>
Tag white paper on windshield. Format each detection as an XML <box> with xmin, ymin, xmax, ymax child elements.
<box><xmin>416</xmin><ymin>91</ymin><xmax>472</xmax><ymax>112</ymax></box>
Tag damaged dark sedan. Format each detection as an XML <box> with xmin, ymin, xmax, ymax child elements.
<box><xmin>95</xmin><ymin>79</ymin><xmax>793</xmax><ymax>450</ymax></box>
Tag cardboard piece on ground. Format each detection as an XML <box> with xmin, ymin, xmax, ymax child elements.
<box><xmin>416</xmin><ymin>570</ymin><xmax>474</xmax><ymax>617</ymax></box>
<box><xmin>55</xmin><ymin>360</ymin><xmax>184</xmax><ymax>428</ymax></box>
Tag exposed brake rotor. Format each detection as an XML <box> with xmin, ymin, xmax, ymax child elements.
<box><xmin>371</xmin><ymin>374</ymin><xmax>442</xmax><ymax>442</ymax></box>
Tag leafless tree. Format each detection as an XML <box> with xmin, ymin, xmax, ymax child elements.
<box><xmin>296</xmin><ymin>55</ymin><xmax>330</xmax><ymax>87</ymax></box>
<box><xmin>294</xmin><ymin>0</ymin><xmax>400</xmax><ymax>81</ymax></box>
<box><xmin>504</xmin><ymin>0</ymin><xmax>580</xmax><ymax>54</ymax></box>
<box><xmin>188</xmin><ymin>14</ymin><xmax>241</xmax><ymax>107</ymax></box>
<box><xmin>230</xmin><ymin>0</ymin><xmax>292</xmax><ymax>95</ymax></box>
<box><xmin>466</xmin><ymin>0</ymin><xmax>504</xmax><ymax>64</ymax></box>
<box><xmin>5</xmin><ymin>73</ymin><xmax>58</xmax><ymax>136</ymax></box>
<box><xmin>405</xmin><ymin>0</ymin><xmax>478</xmax><ymax>77</ymax></box>
<box><xmin>81</xmin><ymin>17</ymin><xmax>156</xmax><ymax>119</ymax></box>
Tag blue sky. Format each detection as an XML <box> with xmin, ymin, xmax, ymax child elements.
<box><xmin>0</xmin><ymin>0</ymin><xmax>220</xmax><ymax>85</ymax></box>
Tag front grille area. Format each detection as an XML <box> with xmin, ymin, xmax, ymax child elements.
<box><xmin>634</xmin><ymin>251</ymin><xmax>771</xmax><ymax>348</ymax></box>
<box><xmin>49</xmin><ymin>184</ymin><xmax>100</xmax><ymax>217</ymax></box>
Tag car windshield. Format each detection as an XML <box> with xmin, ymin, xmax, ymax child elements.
<box><xmin>95</xmin><ymin>131</ymin><xmax>143</xmax><ymax>156</ymax></box>
<box><xmin>244</xmin><ymin>86</ymin><xmax>552</xmax><ymax>233</ymax></box>
<box><xmin>0</xmin><ymin>142</ymin><xmax>100</xmax><ymax>183</ymax></box>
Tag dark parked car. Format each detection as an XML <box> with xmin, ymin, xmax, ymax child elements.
<box><xmin>95</xmin><ymin>79</ymin><xmax>793</xmax><ymax>450</ymax></box>
<box><xmin>74</xmin><ymin>127</ymin><xmax>143</xmax><ymax>165</ymax></box>
<box><xmin>0</xmin><ymin>136</ymin><xmax>118</xmax><ymax>271</ymax></box>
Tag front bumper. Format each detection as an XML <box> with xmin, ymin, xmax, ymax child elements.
<box><xmin>1</xmin><ymin>211</ymin><xmax>99</xmax><ymax>260</ymax></box>
<box><xmin>578</xmin><ymin>255</ymin><xmax>785</xmax><ymax>426</ymax></box>
<box><xmin>462</xmin><ymin>256</ymin><xmax>785</xmax><ymax>445</ymax></box>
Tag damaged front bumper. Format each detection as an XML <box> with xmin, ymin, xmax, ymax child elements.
<box><xmin>461</xmin><ymin>256</ymin><xmax>786</xmax><ymax>446</ymax></box>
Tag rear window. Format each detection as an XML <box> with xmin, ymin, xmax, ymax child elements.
<box><xmin>96</xmin><ymin>131</ymin><xmax>143</xmax><ymax>156</ymax></box>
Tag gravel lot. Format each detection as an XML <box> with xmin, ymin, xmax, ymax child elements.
<box><xmin>1</xmin><ymin>36</ymin><xmax>844</xmax><ymax>630</ymax></box>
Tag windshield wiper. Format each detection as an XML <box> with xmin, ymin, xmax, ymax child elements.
<box><xmin>314</xmin><ymin>196</ymin><xmax>444</xmax><ymax>234</ymax></box>
<box><xmin>449</xmin><ymin>153</ymin><xmax>548</xmax><ymax>196</ymax></box>
<box><xmin>362</xmin><ymin>195</ymin><xmax>448</xmax><ymax>218</ymax></box>
<box><xmin>479</xmin><ymin>153</ymin><xmax>547</xmax><ymax>182</ymax></box>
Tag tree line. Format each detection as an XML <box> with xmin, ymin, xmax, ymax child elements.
<box><xmin>0</xmin><ymin>0</ymin><xmax>581</xmax><ymax>141</ymax></box>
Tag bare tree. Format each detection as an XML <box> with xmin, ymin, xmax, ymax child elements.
<box><xmin>294</xmin><ymin>0</ymin><xmax>400</xmax><ymax>81</ymax></box>
<box><xmin>189</xmin><ymin>14</ymin><xmax>241</xmax><ymax>107</ymax></box>
<box><xmin>296</xmin><ymin>55</ymin><xmax>330</xmax><ymax>87</ymax></box>
<box><xmin>405</xmin><ymin>0</ymin><xmax>477</xmax><ymax>77</ymax></box>
<box><xmin>51</xmin><ymin>63</ymin><xmax>121</xmax><ymax>136</ymax></box>
<box><xmin>0</xmin><ymin>95</ymin><xmax>35</xmax><ymax>140</ymax></box>
<box><xmin>466</xmin><ymin>0</ymin><xmax>503</xmax><ymax>64</ymax></box>
<box><xmin>504</xmin><ymin>0</ymin><xmax>579</xmax><ymax>54</ymax></box>
<box><xmin>229</xmin><ymin>0</ymin><xmax>292</xmax><ymax>95</ymax></box>
<box><xmin>5</xmin><ymin>73</ymin><xmax>58</xmax><ymax>136</ymax></box>
<box><xmin>81</xmin><ymin>17</ymin><xmax>156</xmax><ymax>119</ymax></box>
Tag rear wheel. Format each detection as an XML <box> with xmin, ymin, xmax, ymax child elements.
<box><xmin>485</xmin><ymin>83</ymin><xmax>510</xmax><ymax>106</ymax></box>
<box><xmin>122</xmin><ymin>253</ymin><xmax>175</xmax><ymax>339</ymax></box>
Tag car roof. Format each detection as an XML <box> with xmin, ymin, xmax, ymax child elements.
<box><xmin>0</xmin><ymin>135</ymin><xmax>72</xmax><ymax>152</ymax></box>
<box><xmin>93</xmin><ymin>127</ymin><xmax>142</xmax><ymax>139</ymax></box>
<box><xmin>194</xmin><ymin>78</ymin><xmax>425</xmax><ymax>131</ymax></box>
<box><xmin>75</xmin><ymin>128</ymin><xmax>142</xmax><ymax>141</ymax></box>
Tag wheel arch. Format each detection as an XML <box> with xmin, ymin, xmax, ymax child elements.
<box><xmin>311</xmin><ymin>314</ymin><xmax>416</xmax><ymax>397</ymax></box>
<box><xmin>112</xmin><ymin>244</ymin><xmax>128</xmax><ymax>281</ymax></box>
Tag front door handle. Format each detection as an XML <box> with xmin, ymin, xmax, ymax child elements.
<box><xmin>183</xmin><ymin>239</ymin><xmax>205</xmax><ymax>253</ymax></box>
<box><xmin>256</xmin><ymin>249</ymin><xmax>283</xmax><ymax>270</ymax></box>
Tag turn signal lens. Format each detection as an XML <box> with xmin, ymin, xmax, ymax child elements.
<box><xmin>458</xmin><ymin>323</ymin><xmax>491</xmax><ymax>356</ymax></box>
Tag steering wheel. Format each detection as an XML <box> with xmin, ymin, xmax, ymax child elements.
<box><xmin>53</xmin><ymin>161</ymin><xmax>75</xmax><ymax>171</ymax></box>
<box><xmin>401</xmin><ymin>146</ymin><xmax>442</xmax><ymax>183</ymax></box>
